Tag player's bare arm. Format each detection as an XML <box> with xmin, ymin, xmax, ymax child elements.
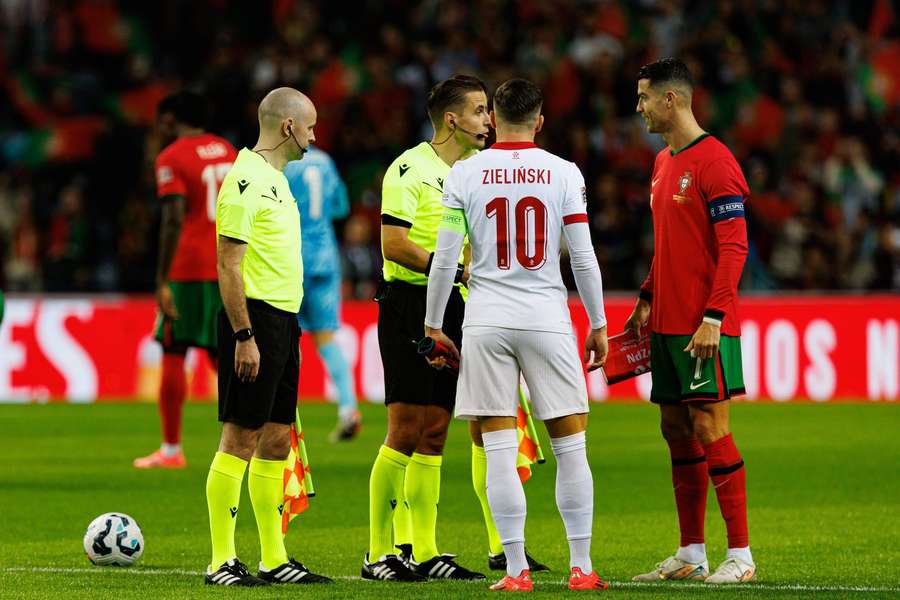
<box><xmin>381</xmin><ymin>224</ymin><xmax>431</xmax><ymax>272</ymax></box>
<box><xmin>624</xmin><ymin>298</ymin><xmax>651</xmax><ymax>338</ymax></box>
<box><xmin>155</xmin><ymin>195</ymin><xmax>185</xmax><ymax>319</ymax></box>
<box><xmin>216</xmin><ymin>234</ymin><xmax>259</xmax><ymax>382</ymax></box>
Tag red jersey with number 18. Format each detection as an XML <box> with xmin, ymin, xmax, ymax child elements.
<box><xmin>640</xmin><ymin>134</ymin><xmax>749</xmax><ymax>337</ymax></box>
<box><xmin>155</xmin><ymin>133</ymin><xmax>237</xmax><ymax>281</ymax></box>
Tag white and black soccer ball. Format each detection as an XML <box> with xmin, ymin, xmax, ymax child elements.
<box><xmin>83</xmin><ymin>513</ymin><xmax>144</xmax><ymax>566</ymax></box>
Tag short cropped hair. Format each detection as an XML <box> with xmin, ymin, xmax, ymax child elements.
<box><xmin>426</xmin><ymin>74</ymin><xmax>488</xmax><ymax>127</ymax></box>
<box><xmin>637</xmin><ymin>58</ymin><xmax>694</xmax><ymax>90</ymax></box>
<box><xmin>157</xmin><ymin>91</ymin><xmax>208</xmax><ymax>129</ymax></box>
<box><xmin>493</xmin><ymin>78</ymin><xmax>543</xmax><ymax>125</ymax></box>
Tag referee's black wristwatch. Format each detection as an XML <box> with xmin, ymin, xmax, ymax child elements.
<box><xmin>233</xmin><ymin>328</ymin><xmax>254</xmax><ymax>342</ymax></box>
<box><xmin>425</xmin><ymin>252</ymin><xmax>466</xmax><ymax>283</ymax></box>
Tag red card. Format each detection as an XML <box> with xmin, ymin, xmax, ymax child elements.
<box><xmin>602</xmin><ymin>330</ymin><xmax>651</xmax><ymax>385</ymax></box>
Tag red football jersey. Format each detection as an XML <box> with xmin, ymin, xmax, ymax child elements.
<box><xmin>155</xmin><ymin>133</ymin><xmax>237</xmax><ymax>281</ymax></box>
<box><xmin>640</xmin><ymin>134</ymin><xmax>749</xmax><ymax>337</ymax></box>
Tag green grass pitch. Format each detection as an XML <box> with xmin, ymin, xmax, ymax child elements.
<box><xmin>0</xmin><ymin>401</ymin><xmax>898</xmax><ymax>599</ymax></box>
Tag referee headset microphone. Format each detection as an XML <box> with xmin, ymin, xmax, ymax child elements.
<box><xmin>432</xmin><ymin>118</ymin><xmax>488</xmax><ymax>145</ymax></box>
<box><xmin>253</xmin><ymin>123</ymin><xmax>307</xmax><ymax>157</ymax></box>
<box><xmin>451</xmin><ymin>119</ymin><xmax>488</xmax><ymax>140</ymax></box>
<box><xmin>287</xmin><ymin>124</ymin><xmax>308</xmax><ymax>157</ymax></box>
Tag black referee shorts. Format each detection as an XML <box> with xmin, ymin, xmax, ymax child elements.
<box><xmin>376</xmin><ymin>280</ymin><xmax>464</xmax><ymax>410</ymax></box>
<box><xmin>217</xmin><ymin>299</ymin><xmax>300</xmax><ymax>430</ymax></box>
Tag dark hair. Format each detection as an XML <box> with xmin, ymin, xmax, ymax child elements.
<box><xmin>493</xmin><ymin>78</ymin><xmax>543</xmax><ymax>125</ymax></box>
<box><xmin>637</xmin><ymin>58</ymin><xmax>694</xmax><ymax>89</ymax></box>
<box><xmin>157</xmin><ymin>91</ymin><xmax>208</xmax><ymax>129</ymax></box>
<box><xmin>426</xmin><ymin>74</ymin><xmax>488</xmax><ymax>127</ymax></box>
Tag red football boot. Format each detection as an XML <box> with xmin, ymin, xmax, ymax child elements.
<box><xmin>568</xmin><ymin>567</ymin><xmax>609</xmax><ymax>590</ymax></box>
<box><xmin>489</xmin><ymin>569</ymin><xmax>533</xmax><ymax>592</ymax></box>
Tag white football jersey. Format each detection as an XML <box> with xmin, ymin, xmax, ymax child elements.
<box><xmin>442</xmin><ymin>141</ymin><xmax>590</xmax><ymax>333</ymax></box>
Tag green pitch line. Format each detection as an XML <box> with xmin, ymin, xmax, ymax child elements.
<box><xmin>0</xmin><ymin>402</ymin><xmax>897</xmax><ymax>599</ymax></box>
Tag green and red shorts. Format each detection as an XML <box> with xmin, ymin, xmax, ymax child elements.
<box><xmin>154</xmin><ymin>281</ymin><xmax>222</xmax><ymax>352</ymax></box>
<box><xmin>650</xmin><ymin>333</ymin><xmax>745</xmax><ymax>404</ymax></box>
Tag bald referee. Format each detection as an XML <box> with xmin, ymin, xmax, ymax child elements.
<box><xmin>204</xmin><ymin>88</ymin><xmax>331</xmax><ymax>587</ymax></box>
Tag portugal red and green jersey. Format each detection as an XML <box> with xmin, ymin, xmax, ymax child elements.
<box><xmin>155</xmin><ymin>133</ymin><xmax>237</xmax><ymax>281</ymax></box>
<box><xmin>640</xmin><ymin>134</ymin><xmax>749</xmax><ymax>337</ymax></box>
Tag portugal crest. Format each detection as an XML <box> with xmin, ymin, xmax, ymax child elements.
<box><xmin>674</xmin><ymin>171</ymin><xmax>692</xmax><ymax>204</ymax></box>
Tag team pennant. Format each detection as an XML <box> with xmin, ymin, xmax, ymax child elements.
<box><xmin>603</xmin><ymin>330</ymin><xmax>652</xmax><ymax>385</ymax></box>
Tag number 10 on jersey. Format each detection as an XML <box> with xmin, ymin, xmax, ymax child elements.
<box><xmin>486</xmin><ymin>196</ymin><xmax>547</xmax><ymax>270</ymax></box>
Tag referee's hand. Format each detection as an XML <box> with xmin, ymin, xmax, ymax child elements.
<box><xmin>424</xmin><ymin>327</ymin><xmax>460</xmax><ymax>370</ymax></box>
<box><xmin>235</xmin><ymin>338</ymin><xmax>260</xmax><ymax>383</ymax></box>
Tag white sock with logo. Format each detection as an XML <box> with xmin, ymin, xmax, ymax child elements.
<box><xmin>483</xmin><ymin>428</ymin><xmax>528</xmax><ymax>577</ymax></box>
<box><xmin>550</xmin><ymin>432</ymin><xmax>593</xmax><ymax>574</ymax></box>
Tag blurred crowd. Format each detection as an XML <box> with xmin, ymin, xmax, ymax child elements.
<box><xmin>0</xmin><ymin>0</ymin><xmax>898</xmax><ymax>296</ymax></box>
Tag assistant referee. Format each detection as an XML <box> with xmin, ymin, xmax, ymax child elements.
<box><xmin>204</xmin><ymin>87</ymin><xmax>330</xmax><ymax>588</ymax></box>
<box><xmin>363</xmin><ymin>75</ymin><xmax>491</xmax><ymax>582</ymax></box>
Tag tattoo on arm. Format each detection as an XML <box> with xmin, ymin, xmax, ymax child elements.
<box><xmin>156</xmin><ymin>196</ymin><xmax>185</xmax><ymax>285</ymax></box>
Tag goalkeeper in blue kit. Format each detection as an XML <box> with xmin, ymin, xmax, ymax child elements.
<box><xmin>285</xmin><ymin>146</ymin><xmax>361</xmax><ymax>441</ymax></box>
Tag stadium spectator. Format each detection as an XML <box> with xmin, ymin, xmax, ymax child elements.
<box><xmin>0</xmin><ymin>0</ymin><xmax>896</xmax><ymax>294</ymax></box>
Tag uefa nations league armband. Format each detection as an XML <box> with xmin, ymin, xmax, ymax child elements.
<box><xmin>602</xmin><ymin>330</ymin><xmax>652</xmax><ymax>385</ymax></box>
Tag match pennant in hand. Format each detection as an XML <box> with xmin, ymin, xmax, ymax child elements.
<box><xmin>602</xmin><ymin>330</ymin><xmax>651</xmax><ymax>385</ymax></box>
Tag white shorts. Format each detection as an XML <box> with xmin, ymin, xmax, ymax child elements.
<box><xmin>455</xmin><ymin>326</ymin><xmax>589</xmax><ymax>421</ymax></box>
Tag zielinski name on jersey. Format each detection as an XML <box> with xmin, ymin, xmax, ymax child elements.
<box><xmin>481</xmin><ymin>167</ymin><xmax>551</xmax><ymax>185</ymax></box>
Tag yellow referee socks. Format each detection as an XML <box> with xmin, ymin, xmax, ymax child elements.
<box><xmin>369</xmin><ymin>445</ymin><xmax>410</xmax><ymax>560</ymax></box>
<box><xmin>248</xmin><ymin>457</ymin><xmax>289</xmax><ymax>570</ymax></box>
<box><xmin>392</xmin><ymin>490</ymin><xmax>413</xmax><ymax>549</ymax></box>
<box><xmin>406</xmin><ymin>452</ymin><xmax>443</xmax><ymax>562</ymax></box>
<box><xmin>472</xmin><ymin>444</ymin><xmax>504</xmax><ymax>555</ymax></box>
<box><xmin>206</xmin><ymin>451</ymin><xmax>247</xmax><ymax>569</ymax></box>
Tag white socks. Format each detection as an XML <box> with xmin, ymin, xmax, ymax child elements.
<box><xmin>482</xmin><ymin>429</ymin><xmax>528</xmax><ymax>577</ymax></box>
<box><xmin>676</xmin><ymin>543</ymin><xmax>707</xmax><ymax>564</ymax></box>
<box><xmin>161</xmin><ymin>443</ymin><xmax>181</xmax><ymax>457</ymax></box>
<box><xmin>675</xmin><ymin>544</ymin><xmax>752</xmax><ymax>565</ymax></box>
<box><xmin>551</xmin><ymin>431</ymin><xmax>593</xmax><ymax>574</ymax></box>
<box><xmin>727</xmin><ymin>546</ymin><xmax>753</xmax><ymax>565</ymax></box>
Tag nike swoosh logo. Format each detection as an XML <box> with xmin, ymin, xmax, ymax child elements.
<box><xmin>652</xmin><ymin>178</ymin><xmax>661</xmax><ymax>188</ymax></box>
<box><xmin>689</xmin><ymin>379</ymin><xmax>710</xmax><ymax>391</ymax></box>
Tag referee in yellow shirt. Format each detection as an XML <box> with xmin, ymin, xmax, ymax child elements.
<box><xmin>363</xmin><ymin>75</ymin><xmax>491</xmax><ymax>581</ymax></box>
<box><xmin>204</xmin><ymin>87</ymin><xmax>330</xmax><ymax>587</ymax></box>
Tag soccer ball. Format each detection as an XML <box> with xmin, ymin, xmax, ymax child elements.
<box><xmin>83</xmin><ymin>513</ymin><xmax>144</xmax><ymax>566</ymax></box>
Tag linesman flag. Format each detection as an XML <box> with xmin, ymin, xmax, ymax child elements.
<box><xmin>281</xmin><ymin>407</ymin><xmax>315</xmax><ymax>536</ymax></box>
<box><xmin>516</xmin><ymin>388</ymin><xmax>545</xmax><ymax>483</ymax></box>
